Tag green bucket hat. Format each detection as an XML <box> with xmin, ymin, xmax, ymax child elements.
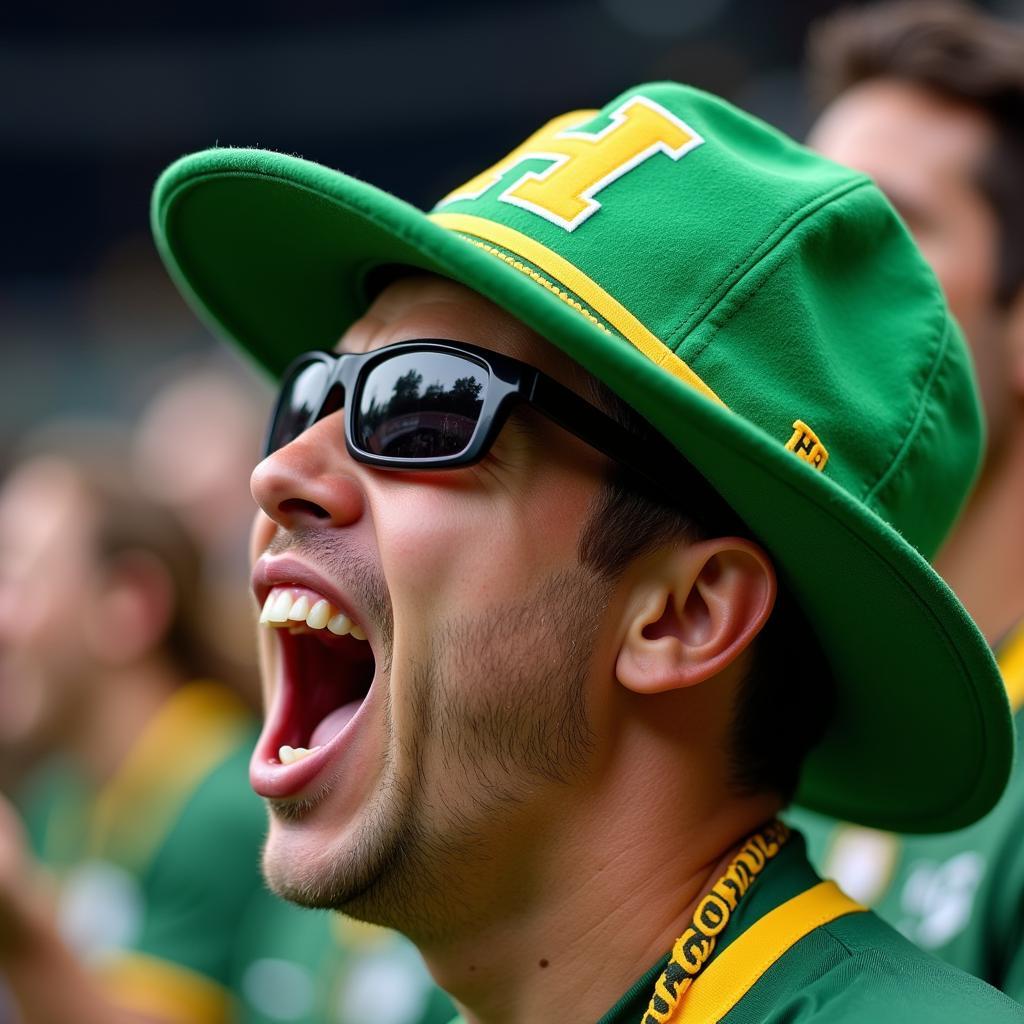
<box><xmin>152</xmin><ymin>82</ymin><xmax>1012</xmax><ymax>834</ymax></box>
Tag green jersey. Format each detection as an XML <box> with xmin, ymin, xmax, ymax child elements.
<box><xmin>21</xmin><ymin>682</ymin><xmax>267</xmax><ymax>1023</ymax></box>
<box><xmin>447</xmin><ymin>834</ymin><xmax>1024</xmax><ymax>1023</ymax></box>
<box><xmin>788</xmin><ymin>622</ymin><xmax>1024</xmax><ymax>999</ymax></box>
<box><xmin>231</xmin><ymin>884</ymin><xmax>456</xmax><ymax>1024</ymax></box>
<box><xmin>21</xmin><ymin>680</ymin><xmax>456</xmax><ymax>1024</ymax></box>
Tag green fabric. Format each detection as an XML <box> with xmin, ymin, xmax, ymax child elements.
<box><xmin>231</xmin><ymin>890</ymin><xmax>455</xmax><ymax>1024</ymax></box>
<box><xmin>715</xmin><ymin>910</ymin><xmax>1024</xmax><ymax>1023</ymax></box>
<box><xmin>151</xmin><ymin>81</ymin><xmax>1012</xmax><ymax>833</ymax></box>
<box><xmin>21</xmin><ymin>723</ymin><xmax>266</xmax><ymax>996</ymax></box>
<box><xmin>20</xmin><ymin>689</ymin><xmax>455</xmax><ymax>1023</ymax></box>
<box><xmin>790</xmin><ymin>632</ymin><xmax>1024</xmax><ymax>1002</ymax></box>
<box><xmin>593</xmin><ymin>835</ymin><xmax>1024</xmax><ymax>1023</ymax></box>
<box><xmin>595</xmin><ymin>834</ymin><xmax>820</xmax><ymax>1024</ymax></box>
<box><xmin>597</xmin><ymin>834</ymin><xmax>832</xmax><ymax>1022</ymax></box>
<box><xmin>445</xmin><ymin>837</ymin><xmax>1024</xmax><ymax>1022</ymax></box>
<box><xmin>131</xmin><ymin>739</ymin><xmax>268</xmax><ymax>979</ymax></box>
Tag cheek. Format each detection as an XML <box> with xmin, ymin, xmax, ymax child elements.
<box><xmin>23</xmin><ymin>576</ymin><xmax>88</xmax><ymax>659</ymax></box>
<box><xmin>8</xmin><ymin>581</ymin><xmax>95</xmax><ymax>729</ymax></box>
<box><xmin>376</xmin><ymin>472</ymin><xmax>599</xmax><ymax>623</ymax></box>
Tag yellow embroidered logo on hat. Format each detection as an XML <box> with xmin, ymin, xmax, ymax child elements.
<box><xmin>786</xmin><ymin>420</ymin><xmax>828</xmax><ymax>471</ymax></box>
<box><xmin>436</xmin><ymin>96</ymin><xmax>703</xmax><ymax>231</ymax></box>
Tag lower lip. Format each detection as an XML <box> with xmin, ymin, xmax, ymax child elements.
<box><xmin>249</xmin><ymin>693</ymin><xmax>371</xmax><ymax>800</ymax></box>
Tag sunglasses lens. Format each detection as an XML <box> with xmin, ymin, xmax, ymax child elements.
<box><xmin>267</xmin><ymin>360</ymin><xmax>332</xmax><ymax>454</ymax></box>
<box><xmin>356</xmin><ymin>351</ymin><xmax>486</xmax><ymax>459</ymax></box>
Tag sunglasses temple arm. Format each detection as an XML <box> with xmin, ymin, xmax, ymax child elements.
<box><xmin>527</xmin><ymin>374</ymin><xmax>675</xmax><ymax>492</ymax></box>
<box><xmin>527</xmin><ymin>373</ymin><xmax>743</xmax><ymax>533</ymax></box>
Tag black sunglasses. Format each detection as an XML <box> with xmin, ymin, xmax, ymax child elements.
<box><xmin>268</xmin><ymin>338</ymin><xmax>645</xmax><ymax>463</ymax></box>
<box><xmin>265</xmin><ymin>339</ymin><xmax>727</xmax><ymax>523</ymax></box>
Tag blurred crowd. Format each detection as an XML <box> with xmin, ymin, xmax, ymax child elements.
<box><xmin>0</xmin><ymin>364</ymin><xmax>456</xmax><ymax>1022</ymax></box>
<box><xmin>1</xmin><ymin>1</ymin><xmax>1023</xmax><ymax>1021</ymax></box>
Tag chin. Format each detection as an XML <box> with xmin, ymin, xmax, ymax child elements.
<box><xmin>260</xmin><ymin>783</ymin><xmax>408</xmax><ymax>917</ymax></box>
<box><xmin>261</xmin><ymin>790</ymin><xmax>462</xmax><ymax>942</ymax></box>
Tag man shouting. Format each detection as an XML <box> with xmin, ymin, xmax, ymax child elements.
<box><xmin>152</xmin><ymin>82</ymin><xmax>1023</xmax><ymax>1022</ymax></box>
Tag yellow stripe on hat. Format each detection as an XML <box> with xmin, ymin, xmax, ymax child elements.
<box><xmin>429</xmin><ymin>212</ymin><xmax>725</xmax><ymax>408</ymax></box>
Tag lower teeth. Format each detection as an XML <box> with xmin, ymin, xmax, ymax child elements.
<box><xmin>278</xmin><ymin>744</ymin><xmax>321</xmax><ymax>765</ymax></box>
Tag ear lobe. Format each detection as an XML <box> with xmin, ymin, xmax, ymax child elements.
<box><xmin>616</xmin><ymin>539</ymin><xmax>776</xmax><ymax>695</ymax></box>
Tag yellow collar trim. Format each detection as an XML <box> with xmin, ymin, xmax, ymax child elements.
<box><xmin>668</xmin><ymin>880</ymin><xmax>863</xmax><ymax>1023</ymax></box>
<box><xmin>90</xmin><ymin>682</ymin><xmax>251</xmax><ymax>870</ymax></box>
<box><xmin>428</xmin><ymin>211</ymin><xmax>725</xmax><ymax>408</ymax></box>
<box><xmin>997</xmin><ymin>620</ymin><xmax>1024</xmax><ymax>713</ymax></box>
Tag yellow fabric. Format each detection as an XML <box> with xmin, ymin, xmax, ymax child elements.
<box><xmin>785</xmin><ymin>420</ymin><xmax>829</xmax><ymax>471</ymax></box>
<box><xmin>643</xmin><ymin>823</ymin><xmax>791</xmax><ymax>1023</ymax></box>
<box><xmin>997</xmin><ymin>621</ymin><xmax>1024</xmax><ymax>713</ymax></box>
<box><xmin>437</xmin><ymin>109</ymin><xmax>598</xmax><ymax>208</ymax></box>
<box><xmin>436</xmin><ymin>98</ymin><xmax>701</xmax><ymax>229</ymax></box>
<box><xmin>90</xmin><ymin>682</ymin><xmax>251</xmax><ymax>871</ymax></box>
<box><xmin>100</xmin><ymin>951</ymin><xmax>233</xmax><ymax>1024</ymax></box>
<box><xmin>429</xmin><ymin>211</ymin><xmax>725</xmax><ymax>408</ymax></box>
<box><xmin>671</xmin><ymin>881</ymin><xmax>863</xmax><ymax>1023</ymax></box>
<box><xmin>456</xmin><ymin>237</ymin><xmax>612</xmax><ymax>336</ymax></box>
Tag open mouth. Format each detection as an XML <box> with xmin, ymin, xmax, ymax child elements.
<box><xmin>256</xmin><ymin>585</ymin><xmax>377</xmax><ymax>775</ymax></box>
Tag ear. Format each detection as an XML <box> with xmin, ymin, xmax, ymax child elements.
<box><xmin>616</xmin><ymin>538</ymin><xmax>776</xmax><ymax>695</ymax></box>
<box><xmin>84</xmin><ymin>552</ymin><xmax>175</xmax><ymax>666</ymax></box>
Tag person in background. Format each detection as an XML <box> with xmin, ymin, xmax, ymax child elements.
<box><xmin>789</xmin><ymin>0</ymin><xmax>1024</xmax><ymax>999</ymax></box>
<box><xmin>132</xmin><ymin>359</ymin><xmax>272</xmax><ymax>708</ymax></box>
<box><xmin>0</xmin><ymin>426</ymin><xmax>266</xmax><ymax>1023</ymax></box>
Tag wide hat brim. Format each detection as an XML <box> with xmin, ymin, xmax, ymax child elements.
<box><xmin>152</xmin><ymin>148</ymin><xmax>1012</xmax><ymax>834</ymax></box>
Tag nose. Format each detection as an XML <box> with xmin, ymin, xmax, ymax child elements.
<box><xmin>251</xmin><ymin>411</ymin><xmax>365</xmax><ymax>530</ymax></box>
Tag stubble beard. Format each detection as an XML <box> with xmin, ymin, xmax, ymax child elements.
<box><xmin>263</xmin><ymin>558</ymin><xmax>611</xmax><ymax>943</ymax></box>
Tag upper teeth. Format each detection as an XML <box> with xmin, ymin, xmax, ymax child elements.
<box><xmin>259</xmin><ymin>588</ymin><xmax>368</xmax><ymax>640</ymax></box>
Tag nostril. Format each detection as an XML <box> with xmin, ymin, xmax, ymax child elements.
<box><xmin>279</xmin><ymin>498</ymin><xmax>331</xmax><ymax>520</ymax></box>
<box><xmin>252</xmin><ymin>432</ymin><xmax>364</xmax><ymax>529</ymax></box>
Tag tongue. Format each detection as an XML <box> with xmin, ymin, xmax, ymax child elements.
<box><xmin>309</xmin><ymin>700</ymin><xmax>362</xmax><ymax>748</ymax></box>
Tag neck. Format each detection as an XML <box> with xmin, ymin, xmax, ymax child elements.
<box><xmin>935</xmin><ymin>421</ymin><xmax>1024</xmax><ymax>643</ymax></box>
<box><xmin>415</xmin><ymin>734</ymin><xmax>780</xmax><ymax>1024</ymax></box>
<box><xmin>67</xmin><ymin>658</ymin><xmax>181</xmax><ymax>786</ymax></box>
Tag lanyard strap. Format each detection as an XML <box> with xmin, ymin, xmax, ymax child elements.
<box><xmin>641</xmin><ymin>820</ymin><xmax>791</xmax><ymax>1024</ymax></box>
<box><xmin>669</xmin><ymin>880</ymin><xmax>863</xmax><ymax>1023</ymax></box>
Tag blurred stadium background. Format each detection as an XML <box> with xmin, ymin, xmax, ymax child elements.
<box><xmin>3</xmin><ymin>0</ymin><xmax>1023</xmax><ymax>461</ymax></box>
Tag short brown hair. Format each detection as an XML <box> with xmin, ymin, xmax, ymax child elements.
<box><xmin>808</xmin><ymin>0</ymin><xmax>1024</xmax><ymax>305</ymax></box>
